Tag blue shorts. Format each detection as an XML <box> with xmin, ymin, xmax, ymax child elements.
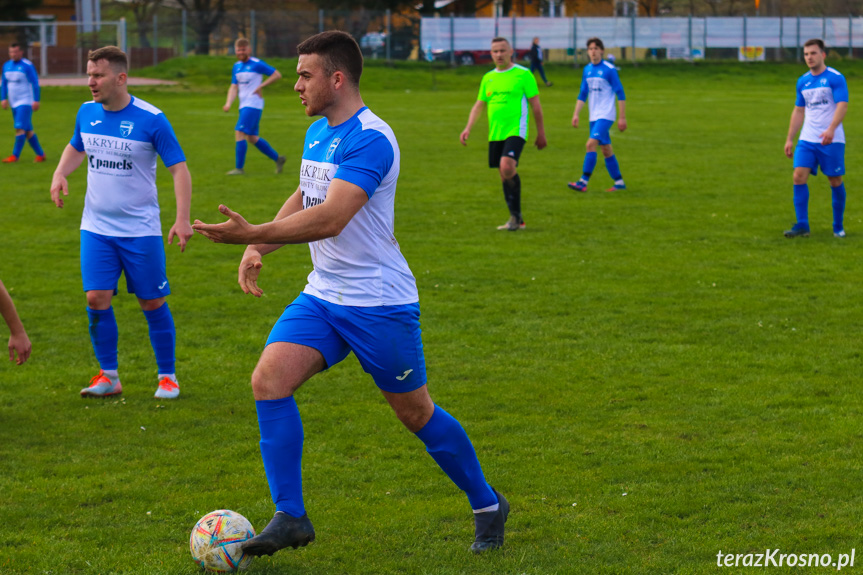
<box><xmin>12</xmin><ymin>105</ymin><xmax>33</xmax><ymax>131</ymax></box>
<box><xmin>589</xmin><ymin>119</ymin><xmax>614</xmax><ymax>145</ymax></box>
<box><xmin>266</xmin><ymin>292</ymin><xmax>427</xmax><ymax>393</ymax></box>
<box><xmin>235</xmin><ymin>107</ymin><xmax>262</xmax><ymax>136</ymax></box>
<box><xmin>80</xmin><ymin>230</ymin><xmax>170</xmax><ymax>300</ymax></box>
<box><xmin>794</xmin><ymin>140</ymin><xmax>845</xmax><ymax>177</ymax></box>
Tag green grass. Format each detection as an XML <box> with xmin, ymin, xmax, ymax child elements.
<box><xmin>2</xmin><ymin>58</ymin><xmax>862</xmax><ymax>574</ymax></box>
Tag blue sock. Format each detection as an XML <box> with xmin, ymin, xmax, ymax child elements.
<box><xmin>254</xmin><ymin>138</ymin><xmax>279</xmax><ymax>161</ymax></box>
<box><xmin>12</xmin><ymin>134</ymin><xmax>25</xmax><ymax>158</ymax></box>
<box><xmin>414</xmin><ymin>405</ymin><xmax>497</xmax><ymax>510</ymax></box>
<box><xmin>256</xmin><ymin>396</ymin><xmax>306</xmax><ymax>517</ymax></box>
<box><xmin>582</xmin><ymin>151</ymin><xmax>597</xmax><ymax>180</ymax></box>
<box><xmin>143</xmin><ymin>303</ymin><xmax>176</xmax><ymax>374</ymax></box>
<box><xmin>28</xmin><ymin>134</ymin><xmax>44</xmax><ymax>156</ymax></box>
<box><xmin>235</xmin><ymin>140</ymin><xmax>248</xmax><ymax>169</ymax></box>
<box><xmin>793</xmin><ymin>184</ymin><xmax>810</xmax><ymax>226</ymax></box>
<box><xmin>87</xmin><ymin>307</ymin><xmax>119</xmax><ymax>370</ymax></box>
<box><xmin>832</xmin><ymin>183</ymin><xmax>846</xmax><ymax>232</ymax></box>
<box><xmin>605</xmin><ymin>154</ymin><xmax>623</xmax><ymax>181</ymax></box>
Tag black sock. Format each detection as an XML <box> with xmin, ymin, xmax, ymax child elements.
<box><xmin>503</xmin><ymin>174</ymin><xmax>522</xmax><ymax>221</ymax></box>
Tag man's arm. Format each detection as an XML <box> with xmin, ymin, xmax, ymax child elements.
<box><xmin>460</xmin><ymin>100</ymin><xmax>486</xmax><ymax>146</ymax></box>
<box><xmin>617</xmin><ymin>100</ymin><xmax>627</xmax><ymax>132</ymax></box>
<box><xmin>1</xmin><ymin>71</ymin><xmax>7</xmax><ymax>109</ymax></box>
<box><xmin>572</xmin><ymin>99</ymin><xmax>585</xmax><ymax>128</ymax></box>
<box><xmin>0</xmin><ymin>279</ymin><xmax>31</xmax><ymax>365</ymax></box>
<box><xmin>528</xmin><ymin>95</ymin><xmax>547</xmax><ymax>150</ymax></box>
<box><xmin>166</xmin><ymin>161</ymin><xmax>193</xmax><ymax>252</ymax></box>
<box><xmin>785</xmin><ymin>106</ymin><xmax>806</xmax><ymax>158</ymax></box>
<box><xmin>819</xmin><ymin>101</ymin><xmax>848</xmax><ymax>146</ymax></box>
<box><xmin>223</xmin><ymin>84</ymin><xmax>238</xmax><ymax>112</ymax></box>
<box><xmin>235</xmin><ymin>188</ymin><xmax>304</xmax><ymax>297</ymax></box>
<box><xmin>50</xmin><ymin>144</ymin><xmax>87</xmax><ymax>208</ymax></box>
<box><xmin>253</xmin><ymin>70</ymin><xmax>282</xmax><ymax>98</ymax></box>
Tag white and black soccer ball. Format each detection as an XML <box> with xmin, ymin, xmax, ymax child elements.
<box><xmin>190</xmin><ymin>509</ymin><xmax>255</xmax><ymax>572</ymax></box>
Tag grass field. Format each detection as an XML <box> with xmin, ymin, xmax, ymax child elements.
<box><xmin>1</xmin><ymin>55</ymin><xmax>862</xmax><ymax>574</ymax></box>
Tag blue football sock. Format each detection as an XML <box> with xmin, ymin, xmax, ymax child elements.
<box><xmin>235</xmin><ymin>140</ymin><xmax>248</xmax><ymax>169</ymax></box>
<box><xmin>254</xmin><ymin>138</ymin><xmax>280</xmax><ymax>161</ymax></box>
<box><xmin>831</xmin><ymin>182</ymin><xmax>846</xmax><ymax>232</ymax></box>
<box><xmin>605</xmin><ymin>154</ymin><xmax>623</xmax><ymax>181</ymax></box>
<box><xmin>256</xmin><ymin>396</ymin><xmax>306</xmax><ymax>517</ymax></box>
<box><xmin>12</xmin><ymin>134</ymin><xmax>25</xmax><ymax>158</ymax></box>
<box><xmin>87</xmin><ymin>307</ymin><xmax>119</xmax><ymax>370</ymax></box>
<box><xmin>582</xmin><ymin>151</ymin><xmax>597</xmax><ymax>180</ymax></box>
<box><xmin>28</xmin><ymin>134</ymin><xmax>44</xmax><ymax>156</ymax></box>
<box><xmin>414</xmin><ymin>405</ymin><xmax>497</xmax><ymax>510</ymax></box>
<box><xmin>793</xmin><ymin>184</ymin><xmax>810</xmax><ymax>226</ymax></box>
<box><xmin>143</xmin><ymin>303</ymin><xmax>176</xmax><ymax>374</ymax></box>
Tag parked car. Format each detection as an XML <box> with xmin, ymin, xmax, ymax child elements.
<box><xmin>423</xmin><ymin>48</ymin><xmax>531</xmax><ymax>66</ymax></box>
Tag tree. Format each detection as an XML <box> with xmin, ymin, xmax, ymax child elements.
<box><xmin>122</xmin><ymin>0</ymin><xmax>162</xmax><ymax>49</ymax></box>
<box><xmin>174</xmin><ymin>0</ymin><xmax>227</xmax><ymax>54</ymax></box>
<box><xmin>0</xmin><ymin>0</ymin><xmax>42</xmax><ymax>22</ymax></box>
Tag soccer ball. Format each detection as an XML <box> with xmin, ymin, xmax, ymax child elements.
<box><xmin>190</xmin><ymin>509</ymin><xmax>256</xmax><ymax>572</ymax></box>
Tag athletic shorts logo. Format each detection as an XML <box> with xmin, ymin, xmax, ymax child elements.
<box><xmin>120</xmin><ymin>121</ymin><xmax>134</xmax><ymax>138</ymax></box>
<box><xmin>158</xmin><ymin>281</ymin><xmax>168</xmax><ymax>290</ymax></box>
<box><xmin>326</xmin><ymin>138</ymin><xmax>341</xmax><ymax>161</ymax></box>
<box><xmin>396</xmin><ymin>369</ymin><xmax>413</xmax><ymax>381</ymax></box>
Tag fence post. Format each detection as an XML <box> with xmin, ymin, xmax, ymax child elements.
<box><xmin>251</xmin><ymin>10</ymin><xmax>256</xmax><ymax>56</ymax></box>
<box><xmin>688</xmin><ymin>14</ymin><xmax>692</xmax><ymax>60</ymax></box>
<box><xmin>319</xmin><ymin>9</ymin><xmax>324</xmax><ymax>34</ymax></box>
<box><xmin>386</xmin><ymin>9</ymin><xmax>391</xmax><ymax>61</ymax></box>
<box><xmin>182</xmin><ymin>10</ymin><xmax>187</xmax><ymax>56</ymax></box>
<box><xmin>743</xmin><ymin>14</ymin><xmax>747</xmax><ymax>56</ymax></box>
<box><xmin>796</xmin><ymin>14</ymin><xmax>800</xmax><ymax>60</ymax></box>
<box><xmin>779</xmin><ymin>15</ymin><xmax>783</xmax><ymax>59</ymax></box>
<box><xmin>703</xmin><ymin>16</ymin><xmax>708</xmax><ymax>55</ymax></box>
<box><xmin>39</xmin><ymin>21</ymin><xmax>47</xmax><ymax>76</ymax></box>
<box><xmin>450</xmin><ymin>13</ymin><xmax>455</xmax><ymax>66</ymax></box>
<box><xmin>630</xmin><ymin>13</ymin><xmax>635</xmax><ymax>62</ymax></box>
<box><xmin>153</xmin><ymin>14</ymin><xmax>158</xmax><ymax>67</ymax></box>
<box><xmin>573</xmin><ymin>15</ymin><xmax>578</xmax><ymax>66</ymax></box>
<box><xmin>120</xmin><ymin>17</ymin><xmax>127</xmax><ymax>54</ymax></box>
<box><xmin>822</xmin><ymin>16</ymin><xmax>826</xmax><ymax>44</ymax></box>
<box><xmin>850</xmin><ymin>14</ymin><xmax>854</xmax><ymax>58</ymax></box>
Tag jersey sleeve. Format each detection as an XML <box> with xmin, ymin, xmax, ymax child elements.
<box><xmin>150</xmin><ymin>113</ymin><xmax>186</xmax><ymax>167</ymax></box>
<box><xmin>577</xmin><ymin>72</ymin><xmax>589</xmax><ymax>102</ymax></box>
<box><xmin>231</xmin><ymin>65</ymin><xmax>238</xmax><ymax>85</ymax></box>
<box><xmin>831</xmin><ymin>73</ymin><xmax>849</xmax><ymax>103</ymax></box>
<box><xmin>795</xmin><ymin>77</ymin><xmax>806</xmax><ymax>107</ymax></box>
<box><xmin>334</xmin><ymin>131</ymin><xmax>394</xmax><ymax>199</ymax></box>
<box><xmin>70</xmin><ymin>106</ymin><xmax>84</xmax><ymax>151</ymax></box>
<box><xmin>0</xmin><ymin>66</ymin><xmax>7</xmax><ymax>101</ymax></box>
<box><xmin>522</xmin><ymin>69</ymin><xmax>539</xmax><ymax>99</ymax></box>
<box><xmin>609</xmin><ymin>68</ymin><xmax>625</xmax><ymax>101</ymax></box>
<box><xmin>26</xmin><ymin>63</ymin><xmax>40</xmax><ymax>101</ymax></box>
<box><xmin>254</xmin><ymin>60</ymin><xmax>277</xmax><ymax>76</ymax></box>
<box><xmin>477</xmin><ymin>74</ymin><xmax>490</xmax><ymax>102</ymax></box>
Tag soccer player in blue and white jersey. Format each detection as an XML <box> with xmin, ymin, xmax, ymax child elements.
<box><xmin>223</xmin><ymin>37</ymin><xmax>286</xmax><ymax>176</ymax></box>
<box><xmin>0</xmin><ymin>43</ymin><xmax>45</xmax><ymax>163</ymax></box>
<box><xmin>783</xmin><ymin>39</ymin><xmax>849</xmax><ymax>238</ymax></box>
<box><xmin>49</xmin><ymin>46</ymin><xmax>193</xmax><ymax>399</ymax></box>
<box><xmin>194</xmin><ymin>30</ymin><xmax>508</xmax><ymax>557</ymax></box>
<box><xmin>568</xmin><ymin>37</ymin><xmax>628</xmax><ymax>193</ymax></box>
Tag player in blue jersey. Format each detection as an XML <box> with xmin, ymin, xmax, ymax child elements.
<box><xmin>49</xmin><ymin>46</ymin><xmax>193</xmax><ymax>399</ymax></box>
<box><xmin>194</xmin><ymin>30</ymin><xmax>508</xmax><ymax>556</ymax></box>
<box><xmin>568</xmin><ymin>37</ymin><xmax>628</xmax><ymax>193</ymax></box>
<box><xmin>223</xmin><ymin>38</ymin><xmax>286</xmax><ymax>176</ymax></box>
<box><xmin>783</xmin><ymin>38</ymin><xmax>849</xmax><ymax>238</ymax></box>
<box><xmin>0</xmin><ymin>43</ymin><xmax>45</xmax><ymax>163</ymax></box>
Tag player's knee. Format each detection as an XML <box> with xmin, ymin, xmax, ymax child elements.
<box><xmin>85</xmin><ymin>291</ymin><xmax>112</xmax><ymax>309</ymax></box>
<box><xmin>601</xmin><ymin>145</ymin><xmax>614</xmax><ymax>157</ymax></box>
<box><xmin>246</xmin><ymin>135</ymin><xmax>259</xmax><ymax>144</ymax></box>
<box><xmin>585</xmin><ymin>140</ymin><xmax>598</xmax><ymax>152</ymax></box>
<box><xmin>793</xmin><ymin>172</ymin><xmax>809</xmax><ymax>185</ymax></box>
<box><xmin>829</xmin><ymin>176</ymin><xmax>843</xmax><ymax>187</ymax></box>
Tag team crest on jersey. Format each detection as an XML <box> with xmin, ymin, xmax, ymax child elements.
<box><xmin>120</xmin><ymin>121</ymin><xmax>134</xmax><ymax>138</ymax></box>
<box><xmin>326</xmin><ymin>138</ymin><xmax>341</xmax><ymax>161</ymax></box>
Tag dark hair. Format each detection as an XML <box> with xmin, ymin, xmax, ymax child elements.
<box><xmin>804</xmin><ymin>38</ymin><xmax>826</xmax><ymax>52</ymax></box>
<box><xmin>9</xmin><ymin>42</ymin><xmax>21</xmax><ymax>50</ymax></box>
<box><xmin>297</xmin><ymin>31</ymin><xmax>363</xmax><ymax>87</ymax></box>
<box><xmin>88</xmin><ymin>46</ymin><xmax>128</xmax><ymax>72</ymax></box>
<box><xmin>587</xmin><ymin>37</ymin><xmax>604</xmax><ymax>50</ymax></box>
<box><xmin>491</xmin><ymin>37</ymin><xmax>510</xmax><ymax>45</ymax></box>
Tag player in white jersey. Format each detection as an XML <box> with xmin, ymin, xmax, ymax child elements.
<box><xmin>783</xmin><ymin>39</ymin><xmax>849</xmax><ymax>238</ymax></box>
<box><xmin>568</xmin><ymin>37</ymin><xmax>628</xmax><ymax>193</ymax></box>
<box><xmin>0</xmin><ymin>43</ymin><xmax>45</xmax><ymax>163</ymax></box>
<box><xmin>49</xmin><ymin>46</ymin><xmax>193</xmax><ymax>399</ymax></box>
<box><xmin>194</xmin><ymin>30</ymin><xmax>507</xmax><ymax>557</ymax></box>
<box><xmin>223</xmin><ymin>37</ymin><xmax>286</xmax><ymax>175</ymax></box>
